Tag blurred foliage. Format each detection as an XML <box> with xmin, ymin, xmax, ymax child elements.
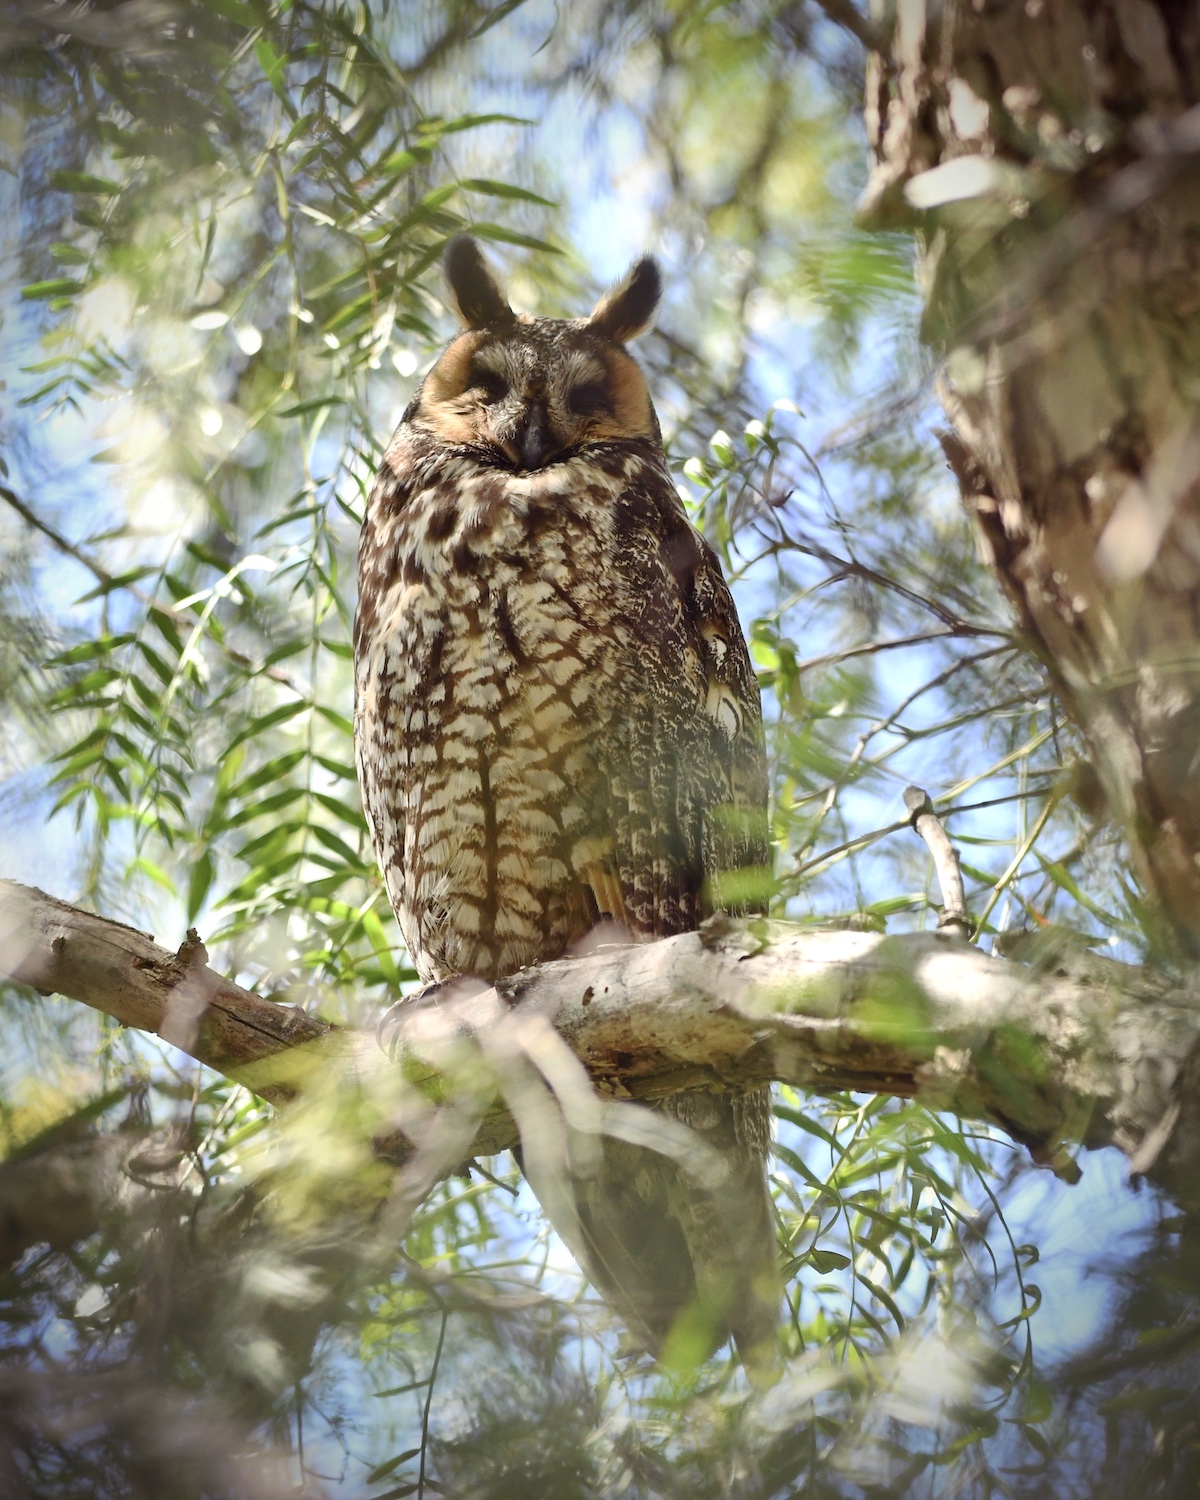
<box><xmin>0</xmin><ymin>1</ymin><xmax>1190</xmax><ymax>1497</ymax></box>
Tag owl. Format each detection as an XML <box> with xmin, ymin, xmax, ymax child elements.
<box><xmin>353</xmin><ymin>236</ymin><xmax>779</xmax><ymax>1372</ymax></box>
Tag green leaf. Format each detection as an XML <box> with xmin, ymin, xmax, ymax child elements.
<box><xmin>469</xmin><ymin>0</ymin><xmax>528</xmax><ymax>37</ymax></box>
<box><xmin>360</xmin><ymin>909</ymin><xmax>400</xmax><ymax>986</ymax></box>
<box><xmin>307</xmin><ymin>824</ymin><xmax>362</xmax><ymax>866</ymax></box>
<box><xmin>419</xmin><ymin>112</ymin><xmax>534</xmax><ymax>137</ymax></box>
<box><xmin>254</xmin><ymin>37</ymin><xmax>289</xmax><ymax>105</ymax></box>
<box><xmin>229</xmin><ymin>750</ymin><xmax>307</xmax><ymax>800</ymax></box>
<box><xmin>236</xmin><ymin>821</ymin><xmax>304</xmax><ymax>863</ymax></box>
<box><xmin>222</xmin><ymin>849</ymin><xmax>304</xmax><ymax>903</ymax></box>
<box><xmin>49</xmin><ymin>170</ymin><xmax>121</xmax><ymax>195</ymax></box>
<box><xmin>418</xmin><ymin>184</ymin><xmax>456</xmax><ymax>213</ymax></box>
<box><xmin>227</xmin><ymin>786</ymin><xmax>307</xmax><ymax>826</ymax></box>
<box><xmin>225</xmin><ymin>699</ymin><xmax>309</xmax><ymax>755</ymax></box>
<box><xmin>137</xmin><ymin>641</ymin><xmax>176</xmax><ymax>686</ymax></box>
<box><xmin>48</xmin><ymin>634</ymin><xmax>135</xmax><ymax>666</ymax></box>
<box><xmin>315</xmin><ymin>705</ymin><xmax>354</xmax><ymax>738</ymax></box>
<box><xmin>366</xmin><ymin>1448</ymin><xmax>422</xmax><ymax>1483</ymax></box>
<box><xmin>312</xmin><ymin>792</ymin><xmax>366</xmax><ymax>830</ymax></box>
<box><xmin>773</xmin><ymin>1143</ymin><xmax>828</xmax><ymax>1194</ymax></box>
<box><xmin>128</xmin><ymin>856</ymin><xmax>177</xmax><ymax>895</ymax></box>
<box><xmin>75</xmin><ymin>566</ymin><xmax>158</xmax><ymax>602</ymax></box>
<box><xmin>22</xmin><ymin>278</ymin><xmax>82</xmax><ymax>301</ymax></box>
<box><xmin>709</xmin><ymin>429</ymin><xmax>735</xmax><ymax>467</ymax></box>
<box><xmin>322</xmin><ymin>290</ymin><xmax>375</xmax><ymax>334</ymax></box>
<box><xmin>277</xmin><ymin>396</ymin><xmax>345</xmax><ymax>418</ymax></box>
<box><xmin>1017</xmin><ymin>1378</ymin><xmax>1053</xmax><ymax>1425</ymax></box>
<box><xmin>469</xmin><ymin>222</ymin><xmax>561</xmax><ymax>253</ymax></box>
<box><xmin>460</xmin><ymin>178</ymin><xmax>556</xmax><ymax>208</ymax></box>
<box><xmin>188</xmin><ymin>851</ymin><xmax>215</xmax><ymax>922</ymax></box>
<box><xmin>774</xmin><ymin>1104</ymin><xmax>842</xmax><ymax>1152</ymax></box>
<box><xmin>808</xmin><ymin>1250</ymin><xmax>851</xmax><ymax>1274</ymax></box>
<box><xmin>313</xmin><ymin>753</ymin><xmax>357</xmax><ymax>780</ymax></box>
<box><xmin>380</xmin><ymin>146</ymin><xmax>434</xmax><ymax>175</ymax></box>
<box><xmin>198</xmin><ymin>0</ymin><xmax>260</xmax><ymax>24</ymax></box>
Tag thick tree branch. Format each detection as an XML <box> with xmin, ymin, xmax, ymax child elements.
<box><xmin>0</xmin><ymin>882</ymin><xmax>338</xmax><ymax>1105</ymax></box>
<box><xmin>3</xmin><ymin>880</ymin><xmax>1200</xmax><ymax>1208</ymax></box>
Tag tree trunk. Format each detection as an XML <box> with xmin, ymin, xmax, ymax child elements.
<box><xmin>862</xmin><ymin>0</ymin><xmax>1200</xmax><ymax>946</ymax></box>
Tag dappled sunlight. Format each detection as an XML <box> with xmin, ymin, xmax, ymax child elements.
<box><xmin>1</xmin><ymin>0</ymin><xmax>1197</xmax><ymax>1494</ymax></box>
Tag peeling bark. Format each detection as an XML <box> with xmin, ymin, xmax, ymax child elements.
<box><xmin>862</xmin><ymin>0</ymin><xmax>1200</xmax><ymax>945</ymax></box>
<box><xmin>4</xmin><ymin>881</ymin><xmax>1200</xmax><ymax>1212</ymax></box>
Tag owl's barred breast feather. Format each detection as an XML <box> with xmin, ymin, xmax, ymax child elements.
<box><xmin>353</xmin><ymin>239</ymin><xmax>780</xmax><ymax>1374</ymax></box>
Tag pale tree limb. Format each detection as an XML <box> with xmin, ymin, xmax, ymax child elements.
<box><xmin>0</xmin><ymin>881</ymin><xmax>337</xmax><ymax>1105</ymax></box>
<box><xmin>3</xmin><ymin>880</ymin><xmax>1200</xmax><ymax>1213</ymax></box>
<box><xmin>903</xmin><ymin>784</ymin><xmax>972</xmax><ymax>938</ymax></box>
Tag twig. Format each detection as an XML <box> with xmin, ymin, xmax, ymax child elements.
<box><xmin>806</xmin><ymin>0</ymin><xmax>888</xmax><ymax>53</ymax></box>
<box><xmin>0</xmin><ymin>482</ymin><xmax>114</xmax><ymax>587</ymax></box>
<box><xmin>467</xmin><ymin>1157</ymin><xmax>519</xmax><ymax>1196</ymax></box>
<box><xmin>792</xmin><ymin>815</ymin><xmax>910</xmax><ymax>881</ymax></box>
<box><xmin>974</xmin><ymin>795</ymin><xmax>1057</xmax><ymax>936</ymax></box>
<box><xmin>794</xmin><ymin>626</ymin><xmax>1006</xmax><ymax>676</ymax></box>
<box><xmin>0</xmin><ymin>481</ymin><xmax>302</xmax><ymax>693</ymax></box>
<box><xmin>418</xmin><ymin>1306</ymin><xmax>448</xmax><ymax>1500</ymax></box>
<box><xmin>904</xmin><ymin>785</ymin><xmax>972</xmax><ymax>938</ymax></box>
<box><xmin>789</xmin><ymin>787</ymin><xmax>1058</xmax><ymax>886</ymax></box>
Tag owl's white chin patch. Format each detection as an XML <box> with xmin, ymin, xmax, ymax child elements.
<box><xmin>503</xmin><ymin>467</ymin><xmax>574</xmax><ymax>497</ymax></box>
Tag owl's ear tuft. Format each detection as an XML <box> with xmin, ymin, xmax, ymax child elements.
<box><xmin>587</xmin><ymin>256</ymin><xmax>662</xmax><ymax>343</ymax></box>
<box><xmin>444</xmin><ymin>235</ymin><xmax>514</xmax><ymax>330</ymax></box>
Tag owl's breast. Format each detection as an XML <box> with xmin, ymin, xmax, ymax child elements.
<box><xmin>354</xmin><ymin>458</ymin><xmax>629</xmax><ymax>982</ymax></box>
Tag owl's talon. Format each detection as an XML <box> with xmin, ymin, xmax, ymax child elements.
<box><xmin>376</xmin><ymin>978</ymin><xmax>491</xmax><ymax>1059</ymax></box>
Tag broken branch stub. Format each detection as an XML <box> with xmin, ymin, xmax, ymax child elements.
<box><xmin>903</xmin><ymin>786</ymin><xmax>972</xmax><ymax>938</ymax></box>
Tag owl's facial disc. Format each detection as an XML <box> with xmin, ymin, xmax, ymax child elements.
<box><xmin>417</xmin><ymin>330</ymin><xmax>658</xmax><ymax>470</ymax></box>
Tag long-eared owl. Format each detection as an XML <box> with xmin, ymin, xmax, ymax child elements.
<box><xmin>354</xmin><ymin>236</ymin><xmax>779</xmax><ymax>1370</ymax></box>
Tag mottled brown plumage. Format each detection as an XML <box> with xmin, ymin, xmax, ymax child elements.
<box><xmin>354</xmin><ymin>237</ymin><xmax>779</xmax><ymax>1369</ymax></box>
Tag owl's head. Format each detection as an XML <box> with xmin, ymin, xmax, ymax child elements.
<box><xmin>408</xmin><ymin>236</ymin><xmax>663</xmax><ymax>470</ymax></box>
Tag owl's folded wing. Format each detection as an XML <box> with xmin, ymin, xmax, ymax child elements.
<box><xmin>578</xmin><ymin>488</ymin><xmax>771</xmax><ymax>937</ymax></box>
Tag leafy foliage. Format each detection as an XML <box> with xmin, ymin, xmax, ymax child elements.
<box><xmin>0</xmin><ymin>2</ymin><xmax>1186</xmax><ymax>1497</ymax></box>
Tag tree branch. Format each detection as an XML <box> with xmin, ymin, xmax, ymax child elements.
<box><xmin>3</xmin><ymin>880</ymin><xmax>1200</xmax><ymax>1207</ymax></box>
<box><xmin>801</xmin><ymin>0</ymin><xmax>887</xmax><ymax>53</ymax></box>
<box><xmin>903</xmin><ymin>784</ymin><xmax>972</xmax><ymax>937</ymax></box>
<box><xmin>0</xmin><ymin>882</ymin><xmax>338</xmax><ymax>1105</ymax></box>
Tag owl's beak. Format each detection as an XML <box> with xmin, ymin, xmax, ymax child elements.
<box><xmin>515</xmin><ymin>402</ymin><xmax>555</xmax><ymax>470</ymax></box>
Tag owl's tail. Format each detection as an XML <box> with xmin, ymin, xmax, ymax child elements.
<box><xmin>563</xmin><ymin>1084</ymin><xmax>781</xmax><ymax>1380</ymax></box>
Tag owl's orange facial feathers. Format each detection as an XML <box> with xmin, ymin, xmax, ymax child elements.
<box><xmin>409</xmin><ymin>237</ymin><xmax>662</xmax><ymax>470</ymax></box>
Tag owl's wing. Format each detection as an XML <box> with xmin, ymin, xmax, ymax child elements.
<box><xmin>568</xmin><ymin>470</ymin><xmax>779</xmax><ymax>1373</ymax></box>
<box><xmin>578</xmin><ymin>491</ymin><xmax>771</xmax><ymax>937</ymax></box>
